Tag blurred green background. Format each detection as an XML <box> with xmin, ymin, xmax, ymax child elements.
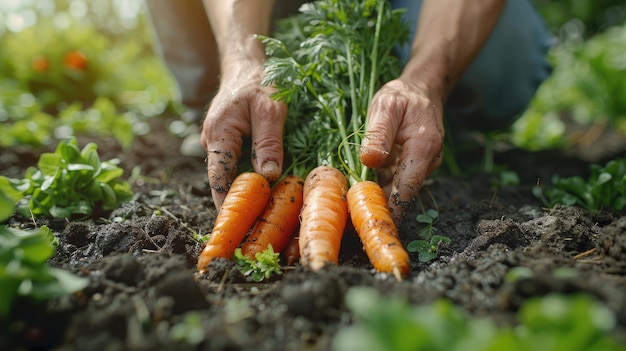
<box><xmin>0</xmin><ymin>0</ymin><xmax>177</xmax><ymax>150</ymax></box>
<box><xmin>1</xmin><ymin>0</ymin><xmax>625</xmax><ymax>154</ymax></box>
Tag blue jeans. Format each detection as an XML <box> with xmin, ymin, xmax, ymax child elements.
<box><xmin>393</xmin><ymin>0</ymin><xmax>553</xmax><ymax>131</ymax></box>
<box><xmin>146</xmin><ymin>0</ymin><xmax>552</xmax><ymax>130</ymax></box>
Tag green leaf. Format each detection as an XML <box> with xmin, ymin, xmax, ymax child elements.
<box><xmin>57</xmin><ymin>137</ymin><xmax>82</xmax><ymax>163</ymax></box>
<box><xmin>418</xmin><ymin>251</ymin><xmax>437</xmax><ymax>263</ymax></box>
<box><xmin>431</xmin><ymin>235</ymin><xmax>451</xmax><ymax>246</ymax></box>
<box><xmin>425</xmin><ymin>209</ymin><xmax>439</xmax><ymax>220</ymax></box>
<box><xmin>100</xmin><ymin>183</ymin><xmax>117</xmax><ymax>206</ymax></box>
<box><xmin>0</xmin><ymin>191</ymin><xmax>14</xmax><ymax>223</ymax></box>
<box><xmin>37</xmin><ymin>153</ymin><xmax>63</xmax><ymax>176</ymax></box>
<box><xmin>67</xmin><ymin>163</ymin><xmax>95</xmax><ymax>172</ymax></box>
<box><xmin>18</xmin><ymin>226</ymin><xmax>56</xmax><ymax>264</ymax></box>
<box><xmin>406</xmin><ymin>240</ymin><xmax>429</xmax><ymax>253</ymax></box>
<box><xmin>0</xmin><ymin>276</ymin><xmax>21</xmax><ymax>316</ymax></box>
<box><xmin>0</xmin><ymin>223</ymin><xmax>88</xmax><ymax>317</ymax></box>
<box><xmin>97</xmin><ymin>167</ymin><xmax>124</xmax><ymax>184</ymax></box>
<box><xmin>415</xmin><ymin>214</ymin><xmax>433</xmax><ymax>224</ymax></box>
<box><xmin>29</xmin><ymin>267</ymin><xmax>89</xmax><ymax>301</ymax></box>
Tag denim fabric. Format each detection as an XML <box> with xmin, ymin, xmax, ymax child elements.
<box><xmin>146</xmin><ymin>0</ymin><xmax>552</xmax><ymax>129</ymax></box>
<box><xmin>392</xmin><ymin>0</ymin><xmax>553</xmax><ymax>130</ymax></box>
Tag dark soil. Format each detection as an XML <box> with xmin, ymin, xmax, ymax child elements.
<box><xmin>2</xmin><ymin>116</ymin><xmax>626</xmax><ymax>351</ymax></box>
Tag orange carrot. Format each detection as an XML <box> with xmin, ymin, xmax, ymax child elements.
<box><xmin>299</xmin><ymin>166</ymin><xmax>348</xmax><ymax>271</ymax></box>
<box><xmin>347</xmin><ymin>180</ymin><xmax>410</xmax><ymax>280</ymax></box>
<box><xmin>283</xmin><ymin>234</ymin><xmax>300</xmax><ymax>265</ymax></box>
<box><xmin>240</xmin><ymin>175</ymin><xmax>304</xmax><ymax>259</ymax></box>
<box><xmin>197</xmin><ymin>172</ymin><xmax>271</xmax><ymax>273</ymax></box>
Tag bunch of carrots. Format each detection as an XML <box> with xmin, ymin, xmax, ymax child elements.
<box><xmin>197</xmin><ymin>0</ymin><xmax>412</xmax><ymax>280</ymax></box>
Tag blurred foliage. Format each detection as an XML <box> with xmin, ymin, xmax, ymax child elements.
<box><xmin>333</xmin><ymin>287</ymin><xmax>624</xmax><ymax>351</ymax></box>
<box><xmin>534</xmin><ymin>156</ymin><xmax>626</xmax><ymax>212</ymax></box>
<box><xmin>0</xmin><ymin>0</ymin><xmax>179</xmax><ymax>150</ymax></box>
<box><xmin>512</xmin><ymin>21</ymin><xmax>626</xmax><ymax>150</ymax></box>
<box><xmin>533</xmin><ymin>0</ymin><xmax>626</xmax><ymax>38</ymax></box>
<box><xmin>0</xmin><ymin>190</ymin><xmax>88</xmax><ymax>317</ymax></box>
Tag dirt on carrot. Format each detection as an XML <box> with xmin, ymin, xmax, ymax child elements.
<box><xmin>299</xmin><ymin>166</ymin><xmax>349</xmax><ymax>271</ymax></box>
<box><xmin>240</xmin><ymin>175</ymin><xmax>304</xmax><ymax>259</ymax></box>
<box><xmin>196</xmin><ymin>172</ymin><xmax>271</xmax><ymax>273</ymax></box>
<box><xmin>347</xmin><ymin>180</ymin><xmax>410</xmax><ymax>280</ymax></box>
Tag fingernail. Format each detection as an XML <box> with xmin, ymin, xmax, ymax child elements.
<box><xmin>261</xmin><ymin>161</ymin><xmax>279</xmax><ymax>175</ymax></box>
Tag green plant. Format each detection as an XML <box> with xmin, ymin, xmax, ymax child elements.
<box><xmin>0</xmin><ymin>136</ymin><xmax>134</xmax><ymax>219</ymax></box>
<box><xmin>512</xmin><ymin>21</ymin><xmax>626</xmax><ymax>151</ymax></box>
<box><xmin>533</xmin><ymin>0</ymin><xmax>626</xmax><ymax>37</ymax></box>
<box><xmin>169</xmin><ymin>311</ymin><xmax>205</xmax><ymax>345</ymax></box>
<box><xmin>232</xmin><ymin>245</ymin><xmax>282</xmax><ymax>282</ymax></box>
<box><xmin>332</xmin><ymin>287</ymin><xmax>624</xmax><ymax>351</ymax></box>
<box><xmin>0</xmin><ymin>11</ymin><xmax>177</xmax><ymax>149</ymax></box>
<box><xmin>260</xmin><ymin>0</ymin><xmax>408</xmax><ymax>179</ymax></box>
<box><xmin>0</xmin><ymin>191</ymin><xmax>89</xmax><ymax>317</ymax></box>
<box><xmin>407</xmin><ymin>206</ymin><xmax>451</xmax><ymax>263</ymax></box>
<box><xmin>534</xmin><ymin>157</ymin><xmax>626</xmax><ymax>212</ymax></box>
<box><xmin>55</xmin><ymin>97</ymin><xmax>138</xmax><ymax>151</ymax></box>
<box><xmin>259</xmin><ymin>0</ymin><xmax>413</xmax><ymax>274</ymax></box>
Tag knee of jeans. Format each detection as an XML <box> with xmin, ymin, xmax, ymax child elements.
<box><xmin>446</xmin><ymin>56</ymin><xmax>552</xmax><ymax>132</ymax></box>
<box><xmin>445</xmin><ymin>1</ymin><xmax>554</xmax><ymax>131</ymax></box>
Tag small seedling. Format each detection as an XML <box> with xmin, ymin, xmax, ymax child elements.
<box><xmin>407</xmin><ymin>235</ymin><xmax>451</xmax><ymax>263</ymax></box>
<box><xmin>169</xmin><ymin>311</ymin><xmax>205</xmax><ymax>345</ymax></box>
<box><xmin>232</xmin><ymin>245</ymin><xmax>282</xmax><ymax>282</ymax></box>
<box><xmin>407</xmin><ymin>205</ymin><xmax>451</xmax><ymax>263</ymax></box>
<box><xmin>416</xmin><ymin>208</ymin><xmax>439</xmax><ymax>239</ymax></box>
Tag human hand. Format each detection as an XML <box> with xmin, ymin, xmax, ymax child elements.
<box><xmin>201</xmin><ymin>61</ymin><xmax>287</xmax><ymax>209</ymax></box>
<box><xmin>360</xmin><ymin>78</ymin><xmax>445</xmax><ymax>226</ymax></box>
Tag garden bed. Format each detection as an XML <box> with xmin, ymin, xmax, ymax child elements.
<box><xmin>2</xmin><ymin>116</ymin><xmax>626</xmax><ymax>351</ymax></box>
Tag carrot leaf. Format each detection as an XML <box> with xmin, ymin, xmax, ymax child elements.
<box><xmin>260</xmin><ymin>0</ymin><xmax>409</xmax><ymax>182</ymax></box>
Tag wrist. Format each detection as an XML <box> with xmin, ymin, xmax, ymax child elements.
<box><xmin>399</xmin><ymin>48</ymin><xmax>449</xmax><ymax>101</ymax></box>
<box><xmin>217</xmin><ymin>32</ymin><xmax>267</xmax><ymax>80</ymax></box>
<box><xmin>218</xmin><ymin>52</ymin><xmax>266</xmax><ymax>85</ymax></box>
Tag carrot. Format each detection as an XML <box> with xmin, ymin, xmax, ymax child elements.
<box><xmin>299</xmin><ymin>166</ymin><xmax>349</xmax><ymax>271</ymax></box>
<box><xmin>240</xmin><ymin>175</ymin><xmax>304</xmax><ymax>259</ymax></box>
<box><xmin>197</xmin><ymin>172</ymin><xmax>271</xmax><ymax>273</ymax></box>
<box><xmin>283</xmin><ymin>234</ymin><xmax>300</xmax><ymax>265</ymax></box>
<box><xmin>347</xmin><ymin>180</ymin><xmax>410</xmax><ymax>280</ymax></box>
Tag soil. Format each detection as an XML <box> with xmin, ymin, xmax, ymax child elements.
<box><xmin>2</xmin><ymin>116</ymin><xmax>626</xmax><ymax>351</ymax></box>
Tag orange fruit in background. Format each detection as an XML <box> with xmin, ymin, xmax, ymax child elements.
<box><xmin>32</xmin><ymin>56</ymin><xmax>50</xmax><ymax>72</ymax></box>
<box><xmin>64</xmin><ymin>50</ymin><xmax>87</xmax><ymax>71</ymax></box>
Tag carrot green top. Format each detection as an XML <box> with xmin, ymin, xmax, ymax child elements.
<box><xmin>259</xmin><ymin>0</ymin><xmax>409</xmax><ymax>186</ymax></box>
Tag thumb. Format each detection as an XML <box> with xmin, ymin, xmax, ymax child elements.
<box><xmin>360</xmin><ymin>92</ymin><xmax>403</xmax><ymax>168</ymax></box>
<box><xmin>250</xmin><ymin>96</ymin><xmax>287</xmax><ymax>181</ymax></box>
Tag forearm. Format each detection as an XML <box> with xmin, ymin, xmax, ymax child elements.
<box><xmin>202</xmin><ymin>0</ymin><xmax>275</xmax><ymax>76</ymax></box>
<box><xmin>401</xmin><ymin>0</ymin><xmax>505</xmax><ymax>98</ymax></box>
